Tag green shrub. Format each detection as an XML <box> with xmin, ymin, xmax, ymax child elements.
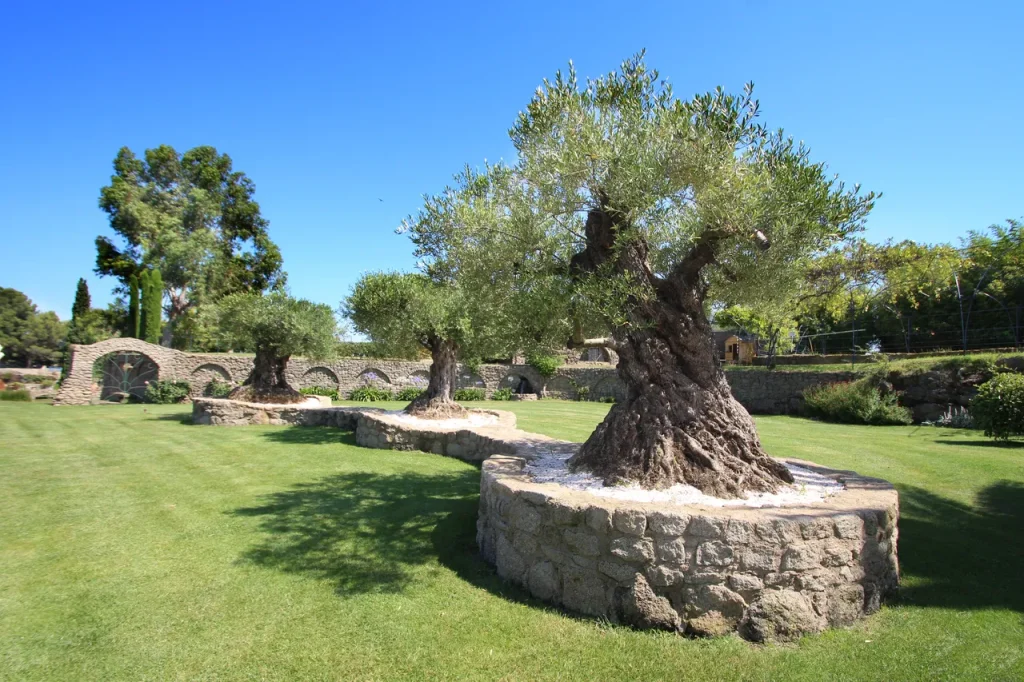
<box><xmin>300</xmin><ymin>385</ymin><xmax>339</xmax><ymax>401</ymax></box>
<box><xmin>396</xmin><ymin>386</ymin><xmax>425</xmax><ymax>401</ymax></box>
<box><xmin>0</xmin><ymin>372</ymin><xmax>15</xmax><ymax>382</ymax></box>
<box><xmin>490</xmin><ymin>387</ymin><xmax>514</xmax><ymax>401</ymax></box>
<box><xmin>598</xmin><ymin>395</ymin><xmax>617</xmax><ymax>403</ymax></box>
<box><xmin>205</xmin><ymin>379</ymin><xmax>234</xmax><ymax>399</ymax></box>
<box><xmin>6</xmin><ymin>382</ymin><xmax>25</xmax><ymax>391</ymax></box>
<box><xmin>527</xmin><ymin>354</ymin><xmax>562</xmax><ymax>378</ymax></box>
<box><xmin>144</xmin><ymin>380</ymin><xmax>191</xmax><ymax>404</ymax></box>
<box><xmin>454</xmin><ymin>388</ymin><xmax>485</xmax><ymax>401</ymax></box>
<box><xmin>803</xmin><ymin>380</ymin><xmax>912</xmax><ymax>425</ymax></box>
<box><xmin>971</xmin><ymin>373</ymin><xmax>1024</xmax><ymax>440</ymax></box>
<box><xmin>349</xmin><ymin>386</ymin><xmax>394</xmax><ymax>402</ymax></box>
<box><xmin>0</xmin><ymin>390</ymin><xmax>32</xmax><ymax>401</ymax></box>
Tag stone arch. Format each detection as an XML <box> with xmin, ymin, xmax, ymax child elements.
<box><xmin>457</xmin><ymin>371</ymin><xmax>486</xmax><ymax>390</ymax></box>
<box><xmin>92</xmin><ymin>351</ymin><xmax>160</xmax><ymax>402</ymax></box>
<box><xmin>405</xmin><ymin>369</ymin><xmax>431</xmax><ymax>387</ymax></box>
<box><xmin>302</xmin><ymin>366</ymin><xmax>340</xmax><ymax>389</ymax></box>
<box><xmin>357</xmin><ymin>368</ymin><xmax>392</xmax><ymax>385</ymax></box>
<box><xmin>501</xmin><ymin>373</ymin><xmax>536</xmax><ymax>395</ymax></box>
<box><xmin>591</xmin><ymin>376</ymin><xmax>626</xmax><ymax>402</ymax></box>
<box><xmin>190</xmin><ymin>363</ymin><xmax>233</xmax><ymax>397</ymax></box>
<box><xmin>55</xmin><ymin>338</ymin><xmax>186</xmax><ymax>405</ymax></box>
<box><xmin>543</xmin><ymin>375</ymin><xmax>574</xmax><ymax>399</ymax></box>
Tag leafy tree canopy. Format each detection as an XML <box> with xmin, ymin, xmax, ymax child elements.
<box><xmin>95</xmin><ymin>145</ymin><xmax>286</xmax><ymax>346</ymax></box>
<box><xmin>0</xmin><ymin>288</ymin><xmax>66</xmax><ymax>367</ymax></box>
<box><xmin>210</xmin><ymin>292</ymin><xmax>337</xmax><ymax>360</ymax></box>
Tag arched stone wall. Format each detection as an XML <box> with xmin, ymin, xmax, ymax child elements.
<box><xmin>501</xmin><ymin>373</ymin><xmax>536</xmax><ymax>395</ymax></box>
<box><xmin>404</xmin><ymin>369</ymin><xmax>431</xmax><ymax>387</ymax></box>
<box><xmin>302</xmin><ymin>367</ymin><xmax>340</xmax><ymax>390</ymax></box>
<box><xmin>57</xmin><ymin>339</ymin><xmax>858</xmax><ymax>415</ymax></box>
<box><xmin>55</xmin><ymin>338</ymin><xmax>184</xmax><ymax>405</ymax></box>
<box><xmin>189</xmin><ymin>363</ymin><xmax>233</xmax><ymax>397</ymax></box>
<box><xmin>357</xmin><ymin>368</ymin><xmax>392</xmax><ymax>385</ymax></box>
<box><xmin>543</xmin><ymin>375</ymin><xmax>574</xmax><ymax>399</ymax></box>
<box><xmin>457</xmin><ymin>371</ymin><xmax>486</xmax><ymax>390</ymax></box>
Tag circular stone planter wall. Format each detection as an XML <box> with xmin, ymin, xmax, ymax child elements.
<box><xmin>477</xmin><ymin>455</ymin><xmax>899</xmax><ymax>642</ymax></box>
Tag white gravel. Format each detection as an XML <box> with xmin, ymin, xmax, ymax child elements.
<box><xmin>524</xmin><ymin>448</ymin><xmax>844</xmax><ymax>508</ymax></box>
<box><xmin>384</xmin><ymin>411</ymin><xmax>499</xmax><ymax>430</ymax></box>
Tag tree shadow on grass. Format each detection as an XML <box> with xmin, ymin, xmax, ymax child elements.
<box><xmin>147</xmin><ymin>411</ymin><xmax>194</xmax><ymax>424</ymax></box>
<box><xmin>229</xmin><ymin>468</ymin><xmax>482</xmax><ymax>596</ymax></box>
<box><xmin>260</xmin><ymin>426</ymin><xmax>359</xmax><ymax>447</ymax></box>
<box><xmin>897</xmin><ymin>480</ymin><xmax>1024</xmax><ymax>612</ymax></box>
<box><xmin>933</xmin><ymin>439</ymin><xmax>1024</xmax><ymax>449</ymax></box>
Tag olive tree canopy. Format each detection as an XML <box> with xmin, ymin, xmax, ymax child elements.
<box><xmin>211</xmin><ymin>292</ymin><xmax>336</xmax><ymax>403</ymax></box>
<box><xmin>425</xmin><ymin>54</ymin><xmax>876</xmax><ymax>495</ymax></box>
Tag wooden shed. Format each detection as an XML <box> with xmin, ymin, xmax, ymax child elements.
<box><xmin>723</xmin><ymin>334</ymin><xmax>758</xmax><ymax>365</ymax></box>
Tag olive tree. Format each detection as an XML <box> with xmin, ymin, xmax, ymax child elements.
<box><xmin>346</xmin><ymin>273</ymin><xmax>474</xmax><ymax>417</ymax></box>
<box><xmin>440</xmin><ymin>55</ymin><xmax>876</xmax><ymax>496</ymax></box>
<box><xmin>346</xmin><ymin>167</ymin><xmax>557</xmax><ymax>418</ymax></box>
<box><xmin>211</xmin><ymin>292</ymin><xmax>336</xmax><ymax>403</ymax></box>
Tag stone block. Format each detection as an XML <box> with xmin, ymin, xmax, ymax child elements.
<box><xmin>527</xmin><ymin>561</ymin><xmax>560</xmax><ymax>601</ymax></box>
<box><xmin>585</xmin><ymin>506</ymin><xmax>612</xmax><ymax>534</ymax></box>
<box><xmin>655</xmin><ymin>537</ymin><xmax>688</xmax><ymax>565</ymax></box>
<box><xmin>780</xmin><ymin>544</ymin><xmax>822</xmax><ymax>571</ymax></box>
<box><xmin>613</xmin><ymin>508</ymin><xmax>647</xmax><ymax>536</ymax></box>
<box><xmin>695</xmin><ymin>541</ymin><xmax>735</xmax><ymax>567</ymax></box>
<box><xmin>647</xmin><ymin>510</ymin><xmax>690</xmax><ymax>537</ymax></box>
<box><xmin>687</xmin><ymin>516</ymin><xmax>725</xmax><ymax>539</ymax></box>
<box><xmin>563</xmin><ymin>528</ymin><xmax>601</xmax><ymax>557</ymax></box>
<box><xmin>598</xmin><ymin>559</ymin><xmax>639</xmax><ymax>584</ymax></box>
<box><xmin>610</xmin><ymin>537</ymin><xmax>655</xmax><ymax>563</ymax></box>
<box><xmin>561</xmin><ymin>566</ymin><xmax>610</xmax><ymax>618</ymax></box>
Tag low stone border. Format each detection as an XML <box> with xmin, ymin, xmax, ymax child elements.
<box><xmin>192</xmin><ymin>397</ymin><xmax>372</xmax><ymax>429</ymax></box>
<box><xmin>477</xmin><ymin>453</ymin><xmax>899</xmax><ymax>642</ymax></box>
<box><xmin>192</xmin><ymin>399</ymin><xmax>530</xmax><ymax>463</ymax></box>
<box><xmin>354</xmin><ymin>410</ymin><xmax>522</xmax><ymax>461</ymax></box>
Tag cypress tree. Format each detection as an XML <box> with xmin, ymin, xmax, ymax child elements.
<box><xmin>141</xmin><ymin>268</ymin><xmax>163</xmax><ymax>344</ymax></box>
<box><xmin>62</xmin><ymin>278</ymin><xmax>93</xmax><ymax>379</ymax></box>
<box><xmin>71</xmin><ymin>278</ymin><xmax>91</xmax><ymax>321</ymax></box>
<box><xmin>127</xmin><ymin>274</ymin><xmax>140</xmax><ymax>338</ymax></box>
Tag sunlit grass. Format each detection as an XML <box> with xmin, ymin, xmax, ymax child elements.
<box><xmin>1</xmin><ymin>402</ymin><xmax>1022</xmax><ymax>680</ymax></box>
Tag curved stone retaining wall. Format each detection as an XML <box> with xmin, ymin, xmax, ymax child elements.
<box><xmin>355</xmin><ymin>411</ymin><xmax>521</xmax><ymax>461</ymax></box>
<box><xmin>477</xmin><ymin>455</ymin><xmax>899</xmax><ymax>641</ymax></box>
<box><xmin>192</xmin><ymin>399</ymin><xmax>524</xmax><ymax>463</ymax></box>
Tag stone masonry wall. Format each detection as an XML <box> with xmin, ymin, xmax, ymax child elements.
<box><xmin>478</xmin><ymin>455</ymin><xmax>900</xmax><ymax>641</ymax></box>
<box><xmin>55</xmin><ymin>339</ymin><xmax>849</xmax><ymax>414</ymax></box>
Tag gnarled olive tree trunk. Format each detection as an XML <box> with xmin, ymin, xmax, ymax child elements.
<box><xmin>567</xmin><ymin>203</ymin><xmax>793</xmax><ymax>497</ymax></box>
<box><xmin>229</xmin><ymin>347</ymin><xmax>305</xmax><ymax>404</ymax></box>
<box><xmin>405</xmin><ymin>336</ymin><xmax>468</xmax><ymax>419</ymax></box>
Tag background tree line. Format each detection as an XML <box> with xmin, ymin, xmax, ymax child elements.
<box><xmin>713</xmin><ymin>219</ymin><xmax>1023</xmax><ymax>357</ymax></box>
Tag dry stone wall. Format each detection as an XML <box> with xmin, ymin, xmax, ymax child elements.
<box><xmin>478</xmin><ymin>455</ymin><xmax>900</xmax><ymax>641</ymax></box>
<box><xmin>53</xmin><ymin>339</ymin><xmax>872</xmax><ymax>417</ymax></box>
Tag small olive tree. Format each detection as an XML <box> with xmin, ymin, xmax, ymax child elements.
<box><xmin>345</xmin><ymin>167</ymin><xmax>547</xmax><ymax>419</ymax></box>
<box><xmin>211</xmin><ymin>292</ymin><xmax>337</xmax><ymax>403</ymax></box>
<box><xmin>346</xmin><ymin>273</ymin><xmax>474</xmax><ymax>417</ymax></box>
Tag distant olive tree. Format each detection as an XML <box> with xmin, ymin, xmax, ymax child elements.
<box><xmin>211</xmin><ymin>293</ymin><xmax>336</xmax><ymax>403</ymax></box>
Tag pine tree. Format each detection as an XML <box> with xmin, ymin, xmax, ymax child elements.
<box><xmin>127</xmin><ymin>274</ymin><xmax>140</xmax><ymax>338</ymax></box>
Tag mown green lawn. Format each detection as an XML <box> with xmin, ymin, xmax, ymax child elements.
<box><xmin>1</xmin><ymin>401</ymin><xmax>1022</xmax><ymax>681</ymax></box>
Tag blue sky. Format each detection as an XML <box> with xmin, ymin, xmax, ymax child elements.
<box><xmin>2</xmin><ymin>1</ymin><xmax>1021</xmax><ymax>319</ymax></box>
